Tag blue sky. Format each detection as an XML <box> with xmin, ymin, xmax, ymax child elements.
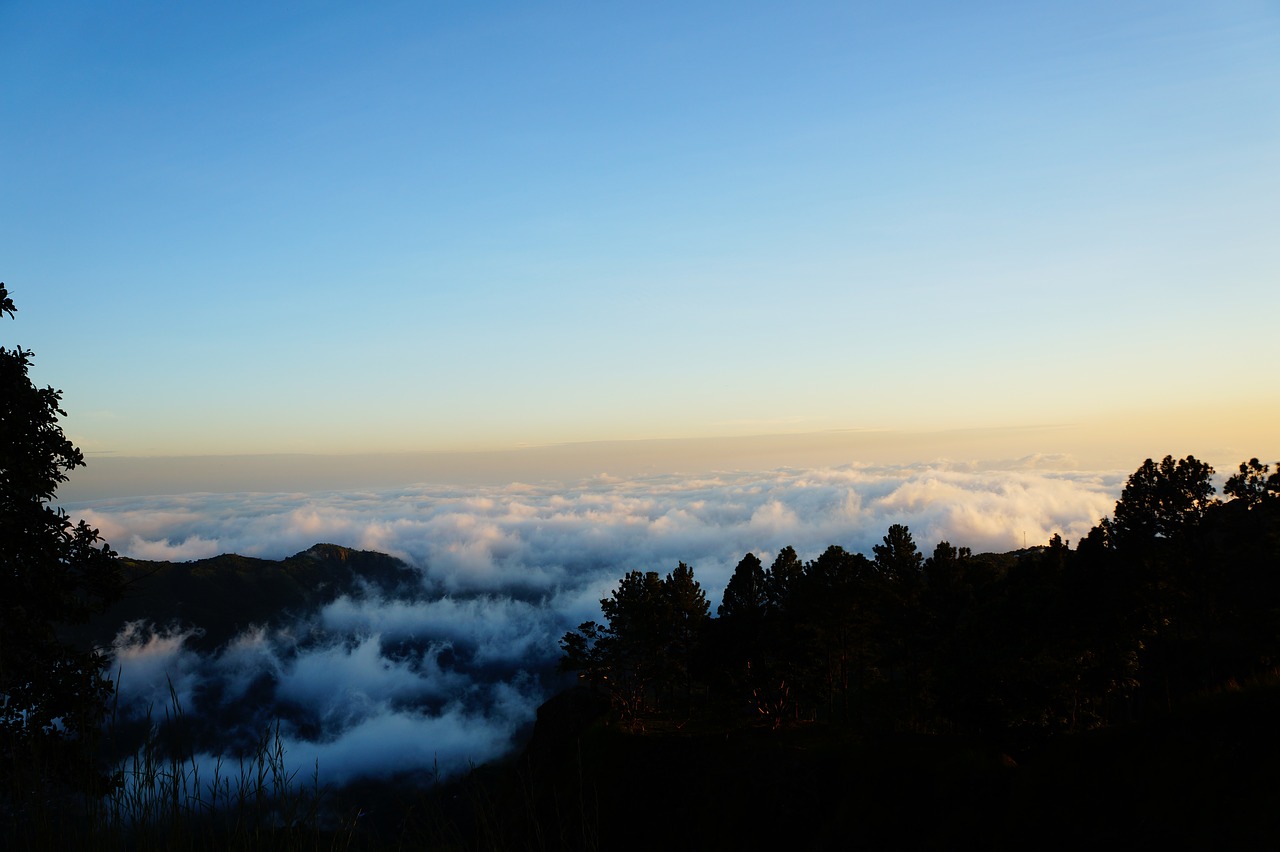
<box><xmin>4</xmin><ymin>1</ymin><xmax>1278</xmax><ymax>466</ymax></box>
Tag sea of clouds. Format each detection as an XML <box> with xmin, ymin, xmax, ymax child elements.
<box><xmin>71</xmin><ymin>458</ymin><xmax>1125</xmax><ymax>788</ymax></box>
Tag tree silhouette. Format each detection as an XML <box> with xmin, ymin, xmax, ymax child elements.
<box><xmin>597</xmin><ymin>571</ymin><xmax>668</xmax><ymax>718</ymax></box>
<box><xmin>558</xmin><ymin>620</ymin><xmax>608</xmax><ymax>687</ymax></box>
<box><xmin>565</xmin><ymin>455</ymin><xmax>1279</xmax><ymax>741</ymax></box>
<box><xmin>1</xmin><ymin>284</ymin><xmax>122</xmax><ymax>791</ymax></box>
<box><xmin>871</xmin><ymin>525</ymin><xmax>929</xmax><ymax>724</ymax></box>
<box><xmin>1206</xmin><ymin>463</ymin><xmax>1280</xmax><ymax>682</ymax></box>
<box><xmin>793</xmin><ymin>545</ymin><xmax>874</xmax><ymax>721</ymax></box>
<box><xmin>1224</xmin><ymin>458</ymin><xmax>1280</xmax><ymax>507</ymax></box>
<box><xmin>561</xmin><ymin>564</ymin><xmax>709</xmax><ymax>721</ymax></box>
<box><xmin>1109</xmin><ymin>455</ymin><xmax>1217</xmax><ymax>546</ymax></box>
<box><xmin>663</xmin><ymin>562</ymin><xmax>709</xmax><ymax>705</ymax></box>
<box><xmin>763</xmin><ymin>545</ymin><xmax>804</xmax><ymax>617</ymax></box>
<box><xmin>713</xmin><ymin>553</ymin><xmax>774</xmax><ymax>720</ymax></box>
<box><xmin>873</xmin><ymin>523</ymin><xmax>924</xmax><ymax>580</ymax></box>
<box><xmin>719</xmin><ymin>552</ymin><xmax>765</xmax><ymax>621</ymax></box>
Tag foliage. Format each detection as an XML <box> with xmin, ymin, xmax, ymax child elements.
<box><xmin>872</xmin><ymin>523</ymin><xmax>924</xmax><ymax>580</ymax></box>
<box><xmin>1108</xmin><ymin>454</ymin><xmax>1217</xmax><ymax>546</ymax></box>
<box><xmin>562</xmin><ymin>452</ymin><xmax>1280</xmax><ymax>739</ymax></box>
<box><xmin>717</xmin><ymin>552</ymin><xmax>765</xmax><ymax>621</ymax></box>
<box><xmin>559</xmin><ymin>565</ymin><xmax>710</xmax><ymax>721</ymax></box>
<box><xmin>763</xmin><ymin>545</ymin><xmax>804</xmax><ymax>616</ymax></box>
<box><xmin>1224</xmin><ymin>457</ymin><xmax>1280</xmax><ymax>506</ymax></box>
<box><xmin>1</xmin><ymin>284</ymin><xmax>123</xmax><ymax>797</ymax></box>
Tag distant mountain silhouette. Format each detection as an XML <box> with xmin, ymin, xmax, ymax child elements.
<box><xmin>74</xmin><ymin>544</ymin><xmax>420</xmax><ymax>653</ymax></box>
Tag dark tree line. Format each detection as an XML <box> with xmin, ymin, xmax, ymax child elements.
<box><xmin>562</xmin><ymin>454</ymin><xmax>1280</xmax><ymax>736</ymax></box>
<box><xmin>1</xmin><ymin>285</ymin><xmax>123</xmax><ymax>803</ymax></box>
<box><xmin>559</xmin><ymin>564</ymin><xmax>710</xmax><ymax>724</ymax></box>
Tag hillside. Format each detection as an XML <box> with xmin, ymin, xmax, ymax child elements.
<box><xmin>73</xmin><ymin>543</ymin><xmax>422</xmax><ymax>653</ymax></box>
<box><xmin>325</xmin><ymin>672</ymin><xmax>1280</xmax><ymax>850</ymax></box>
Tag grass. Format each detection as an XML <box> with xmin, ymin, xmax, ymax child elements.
<box><xmin>4</xmin><ymin>676</ymin><xmax>563</xmax><ymax>851</ymax></box>
<box><xmin>5</xmin><ymin>680</ymin><xmax>366</xmax><ymax>851</ymax></box>
<box><xmin>16</xmin><ymin>670</ymin><xmax>1280</xmax><ymax>850</ymax></box>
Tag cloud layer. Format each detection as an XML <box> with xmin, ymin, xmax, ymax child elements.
<box><xmin>82</xmin><ymin>459</ymin><xmax>1124</xmax><ymax>787</ymax></box>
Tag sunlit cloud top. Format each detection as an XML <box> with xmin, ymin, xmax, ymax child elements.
<box><xmin>74</xmin><ymin>460</ymin><xmax>1124</xmax><ymax>606</ymax></box>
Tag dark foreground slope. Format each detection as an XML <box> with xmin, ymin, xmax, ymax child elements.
<box><xmin>23</xmin><ymin>535</ymin><xmax>1280</xmax><ymax>850</ymax></box>
<box><xmin>407</xmin><ymin>678</ymin><xmax>1280</xmax><ymax>851</ymax></box>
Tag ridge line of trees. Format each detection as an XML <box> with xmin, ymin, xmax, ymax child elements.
<box><xmin>562</xmin><ymin>454</ymin><xmax>1280</xmax><ymax>735</ymax></box>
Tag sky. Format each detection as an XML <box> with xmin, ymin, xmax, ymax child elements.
<box><xmin>3</xmin><ymin>0</ymin><xmax>1277</xmax><ymax>472</ymax></box>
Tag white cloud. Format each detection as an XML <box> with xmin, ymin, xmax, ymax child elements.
<box><xmin>110</xmin><ymin>621</ymin><xmax>206</xmax><ymax>714</ymax></box>
<box><xmin>279</xmin><ymin>692</ymin><xmax>535</xmax><ymax>786</ymax></box>
<box><xmin>124</xmin><ymin>534</ymin><xmax>222</xmax><ymax>562</ymax></box>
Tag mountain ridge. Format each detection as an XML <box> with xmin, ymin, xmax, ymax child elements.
<box><xmin>77</xmin><ymin>543</ymin><xmax>422</xmax><ymax>653</ymax></box>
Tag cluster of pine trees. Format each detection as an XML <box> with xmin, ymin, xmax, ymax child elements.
<box><xmin>561</xmin><ymin>455</ymin><xmax>1280</xmax><ymax>736</ymax></box>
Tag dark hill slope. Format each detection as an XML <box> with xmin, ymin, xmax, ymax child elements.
<box><xmin>417</xmin><ymin>679</ymin><xmax>1280</xmax><ymax>850</ymax></box>
<box><xmin>76</xmin><ymin>543</ymin><xmax>420</xmax><ymax>652</ymax></box>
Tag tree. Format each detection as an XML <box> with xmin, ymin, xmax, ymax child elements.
<box><xmin>787</xmin><ymin>545</ymin><xmax>875</xmax><ymax>721</ymax></box>
<box><xmin>763</xmin><ymin>545</ymin><xmax>804</xmax><ymax>617</ymax></box>
<box><xmin>596</xmin><ymin>570</ymin><xmax>667</xmax><ymax>716</ymax></box>
<box><xmin>870</xmin><ymin>526</ymin><xmax>928</xmax><ymax>724</ymax></box>
<box><xmin>921</xmin><ymin>537</ymin><xmax>967</xmax><ymax>596</ymax></box>
<box><xmin>662</xmin><ymin>562</ymin><xmax>710</xmax><ymax>697</ymax></box>
<box><xmin>718</xmin><ymin>552</ymin><xmax>765</xmax><ymax>621</ymax></box>
<box><xmin>1224</xmin><ymin>458</ymin><xmax>1280</xmax><ymax>507</ymax></box>
<box><xmin>665</xmin><ymin>562</ymin><xmax>709</xmax><ymax>625</ymax></box>
<box><xmin>873</xmin><ymin>524</ymin><xmax>924</xmax><ymax>581</ymax></box>
<box><xmin>561</xmin><ymin>564</ymin><xmax>709</xmax><ymax>720</ymax></box>
<box><xmin>558</xmin><ymin>620</ymin><xmax>608</xmax><ymax>687</ymax></box>
<box><xmin>1</xmin><ymin>284</ymin><xmax>122</xmax><ymax>790</ymax></box>
<box><xmin>1088</xmin><ymin>455</ymin><xmax>1229</xmax><ymax>710</ymax></box>
<box><xmin>1109</xmin><ymin>455</ymin><xmax>1217</xmax><ymax>545</ymax></box>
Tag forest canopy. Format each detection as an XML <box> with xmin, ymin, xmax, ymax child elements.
<box><xmin>562</xmin><ymin>454</ymin><xmax>1280</xmax><ymax>735</ymax></box>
